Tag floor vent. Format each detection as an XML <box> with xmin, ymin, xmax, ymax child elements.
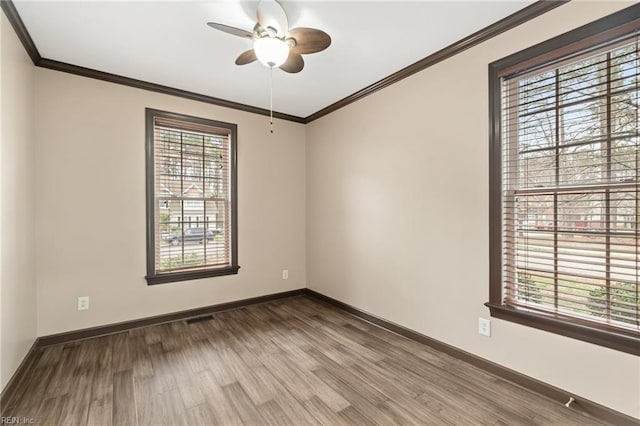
<box><xmin>186</xmin><ymin>315</ymin><xmax>214</xmax><ymax>324</ymax></box>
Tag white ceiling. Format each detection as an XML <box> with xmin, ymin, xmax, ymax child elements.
<box><xmin>14</xmin><ymin>1</ymin><xmax>535</xmax><ymax>118</ymax></box>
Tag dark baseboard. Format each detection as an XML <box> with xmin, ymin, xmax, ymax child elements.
<box><xmin>2</xmin><ymin>287</ymin><xmax>637</xmax><ymax>425</ymax></box>
<box><xmin>0</xmin><ymin>339</ymin><xmax>41</xmax><ymax>414</ymax></box>
<box><xmin>0</xmin><ymin>288</ymin><xmax>301</xmax><ymax>412</ymax></box>
<box><xmin>304</xmin><ymin>289</ymin><xmax>640</xmax><ymax>426</ymax></box>
<box><xmin>38</xmin><ymin>288</ymin><xmax>306</xmax><ymax>347</ymax></box>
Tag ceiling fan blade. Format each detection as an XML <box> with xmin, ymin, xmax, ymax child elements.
<box><xmin>289</xmin><ymin>27</ymin><xmax>331</xmax><ymax>55</ymax></box>
<box><xmin>235</xmin><ymin>49</ymin><xmax>257</xmax><ymax>65</ymax></box>
<box><xmin>207</xmin><ymin>22</ymin><xmax>253</xmax><ymax>39</ymax></box>
<box><xmin>279</xmin><ymin>52</ymin><xmax>304</xmax><ymax>73</ymax></box>
<box><xmin>257</xmin><ymin>0</ymin><xmax>288</xmax><ymax>37</ymax></box>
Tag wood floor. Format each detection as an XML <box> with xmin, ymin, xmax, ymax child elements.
<box><xmin>4</xmin><ymin>296</ymin><xmax>606</xmax><ymax>425</ymax></box>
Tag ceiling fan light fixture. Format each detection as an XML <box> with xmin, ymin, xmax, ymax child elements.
<box><xmin>254</xmin><ymin>37</ymin><xmax>289</xmax><ymax>68</ymax></box>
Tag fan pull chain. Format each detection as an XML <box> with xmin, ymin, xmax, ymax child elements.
<box><xmin>270</xmin><ymin>67</ymin><xmax>274</xmax><ymax>134</ymax></box>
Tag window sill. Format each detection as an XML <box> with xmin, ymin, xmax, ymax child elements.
<box><xmin>485</xmin><ymin>303</ymin><xmax>639</xmax><ymax>356</ymax></box>
<box><xmin>146</xmin><ymin>265</ymin><xmax>239</xmax><ymax>285</ymax></box>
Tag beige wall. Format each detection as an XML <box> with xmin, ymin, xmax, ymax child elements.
<box><xmin>34</xmin><ymin>69</ymin><xmax>306</xmax><ymax>336</ymax></box>
<box><xmin>3</xmin><ymin>0</ymin><xmax>639</xmax><ymax>419</ymax></box>
<box><xmin>306</xmin><ymin>1</ymin><xmax>640</xmax><ymax>419</ymax></box>
<box><xmin>0</xmin><ymin>14</ymin><xmax>37</xmax><ymax>389</ymax></box>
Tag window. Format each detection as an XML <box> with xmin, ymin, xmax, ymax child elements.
<box><xmin>145</xmin><ymin>109</ymin><xmax>238</xmax><ymax>284</ymax></box>
<box><xmin>488</xmin><ymin>8</ymin><xmax>639</xmax><ymax>355</ymax></box>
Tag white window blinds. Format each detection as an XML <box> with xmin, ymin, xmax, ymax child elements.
<box><xmin>501</xmin><ymin>36</ymin><xmax>639</xmax><ymax>333</ymax></box>
<box><xmin>146</xmin><ymin>109</ymin><xmax>238</xmax><ymax>284</ymax></box>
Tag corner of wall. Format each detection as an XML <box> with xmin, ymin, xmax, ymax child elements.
<box><xmin>0</xmin><ymin>7</ymin><xmax>5</xmax><ymax>390</ymax></box>
<box><xmin>0</xmin><ymin>11</ymin><xmax>38</xmax><ymax>391</ymax></box>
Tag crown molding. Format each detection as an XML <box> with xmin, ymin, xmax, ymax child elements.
<box><xmin>0</xmin><ymin>0</ymin><xmax>40</xmax><ymax>64</ymax></box>
<box><xmin>305</xmin><ymin>0</ymin><xmax>569</xmax><ymax>123</ymax></box>
<box><xmin>1</xmin><ymin>0</ymin><xmax>567</xmax><ymax>124</ymax></box>
<box><xmin>0</xmin><ymin>0</ymin><xmax>305</xmax><ymax>123</ymax></box>
<box><xmin>37</xmin><ymin>58</ymin><xmax>306</xmax><ymax>123</ymax></box>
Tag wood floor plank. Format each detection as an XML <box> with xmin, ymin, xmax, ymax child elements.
<box><xmin>256</xmin><ymin>399</ymin><xmax>295</xmax><ymax>426</ymax></box>
<box><xmin>227</xmin><ymin>335</ymin><xmax>268</xmax><ymax>369</ymax></box>
<box><xmin>58</xmin><ymin>368</ymin><xmax>94</xmax><ymax>426</ymax></box>
<box><xmin>294</xmin><ymin>309</ymin><xmax>386</xmax><ymax>363</ymax></box>
<box><xmin>255</xmin><ymin>350</ymin><xmax>317</xmax><ymax>401</ymax></box>
<box><xmin>3</xmin><ymin>349</ymin><xmax>46</xmax><ymax>415</ymax></box>
<box><xmin>177</xmin><ymin>377</ymin><xmax>205</xmax><ymax>409</ymax></box>
<box><xmin>129</xmin><ymin>335</ymin><xmax>154</xmax><ymax>379</ymax></box>
<box><xmin>355</xmin><ymin>327</ymin><xmax>555</xmax><ymax>426</ymax></box>
<box><xmin>35</xmin><ymin>395</ymin><xmax>68</xmax><ymax>426</ymax></box>
<box><xmin>249</xmin><ymin>366</ymin><xmax>323</xmax><ymax>425</ymax></box>
<box><xmin>349</xmin><ymin>360</ymin><xmax>420</xmax><ymax>399</ymax></box>
<box><xmin>338</xmin><ymin>405</ymin><xmax>375</xmax><ymax>425</ymax></box>
<box><xmin>302</xmin><ymin>395</ymin><xmax>350</xmax><ymax>425</ymax></box>
<box><xmin>76</xmin><ymin>337</ymin><xmax>103</xmax><ymax>368</ymax></box>
<box><xmin>134</xmin><ymin>377</ymin><xmax>165</xmax><ymax>426</ymax></box>
<box><xmin>234</xmin><ymin>365</ymin><xmax>279</xmax><ymax>406</ymax></box>
<box><xmin>7</xmin><ymin>365</ymin><xmax>55</xmax><ymax>416</ymax></box>
<box><xmin>161</xmin><ymin>322</ymin><xmax>189</xmax><ymax>352</ymax></box>
<box><xmin>180</xmin><ymin>338</ymin><xmax>209</xmax><ymax>375</ymax></box>
<box><xmin>146</xmin><ymin>343</ymin><xmax>178</xmax><ymax>393</ymax></box>
<box><xmin>196</xmin><ymin>369</ymin><xmax>244</xmax><ymax>425</ymax></box>
<box><xmin>141</xmin><ymin>324</ymin><xmax>163</xmax><ymax>346</ymax></box>
<box><xmin>313</xmin><ymin>367</ymin><xmax>398</xmax><ymax>425</ymax></box>
<box><xmin>3</xmin><ymin>296</ymin><xmax>611</xmax><ymax>426</ymax></box>
<box><xmin>89</xmin><ymin>363</ymin><xmax>113</xmax><ymax>405</ymax></box>
<box><xmin>268</xmin><ymin>328</ymin><xmax>322</xmax><ymax>370</ymax></box>
<box><xmin>222</xmin><ymin>382</ymin><xmax>265</xmax><ymax>425</ymax></box>
<box><xmin>381</xmin><ymin>357</ymin><xmax>540</xmax><ymax>425</ymax></box>
<box><xmin>86</xmin><ymin>396</ymin><xmax>112</xmax><ymax>426</ymax></box>
<box><xmin>184</xmin><ymin>403</ymin><xmax>217</xmax><ymax>425</ymax></box>
<box><xmin>187</xmin><ymin>334</ymin><xmax>226</xmax><ymax>372</ymax></box>
<box><xmin>269</xmin><ymin>390</ymin><xmax>321</xmax><ymax>425</ymax></box>
<box><xmin>398</xmin><ymin>388</ymin><xmax>479</xmax><ymax>426</ymax></box>
<box><xmin>110</xmin><ymin>333</ymin><xmax>132</xmax><ymax>373</ymax></box>
<box><xmin>37</xmin><ymin>345</ymin><xmax>64</xmax><ymax>367</ymax></box>
<box><xmin>308</xmin><ymin>347</ymin><xmax>389</xmax><ymax>406</ymax></box>
<box><xmin>379</xmin><ymin>396</ymin><xmax>454</xmax><ymax>426</ymax></box>
<box><xmin>184</xmin><ymin>320</ymin><xmax>213</xmax><ymax>342</ymax></box>
<box><xmin>317</xmin><ymin>324</ymin><xmax>386</xmax><ymax>363</ymax></box>
<box><xmin>298</xmin><ymin>328</ymin><xmax>359</xmax><ymax>366</ymax></box>
<box><xmin>161</xmin><ymin>348</ymin><xmax>194</xmax><ymax>387</ymax></box>
<box><xmin>157</xmin><ymin>388</ymin><xmax>187</xmax><ymax>426</ymax></box>
<box><xmin>258</xmin><ymin>349</ymin><xmax>351</xmax><ymax>412</ymax></box>
<box><xmin>44</xmin><ymin>344</ymin><xmax>81</xmax><ymax>399</ymax></box>
<box><xmin>203</xmin><ymin>345</ymin><xmax>240</xmax><ymax>386</ymax></box>
<box><xmin>112</xmin><ymin>369</ymin><xmax>137</xmax><ymax>426</ymax></box>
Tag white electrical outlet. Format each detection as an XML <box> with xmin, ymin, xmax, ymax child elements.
<box><xmin>478</xmin><ymin>317</ymin><xmax>491</xmax><ymax>337</ymax></box>
<box><xmin>282</xmin><ymin>269</ymin><xmax>289</xmax><ymax>280</ymax></box>
<box><xmin>77</xmin><ymin>296</ymin><xmax>89</xmax><ymax>311</ymax></box>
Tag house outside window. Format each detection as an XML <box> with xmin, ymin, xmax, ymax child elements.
<box><xmin>145</xmin><ymin>109</ymin><xmax>238</xmax><ymax>284</ymax></box>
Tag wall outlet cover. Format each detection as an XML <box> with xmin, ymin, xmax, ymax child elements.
<box><xmin>77</xmin><ymin>296</ymin><xmax>89</xmax><ymax>311</ymax></box>
<box><xmin>478</xmin><ymin>317</ymin><xmax>491</xmax><ymax>337</ymax></box>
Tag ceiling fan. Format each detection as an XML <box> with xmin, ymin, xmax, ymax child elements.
<box><xmin>207</xmin><ymin>0</ymin><xmax>331</xmax><ymax>73</ymax></box>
